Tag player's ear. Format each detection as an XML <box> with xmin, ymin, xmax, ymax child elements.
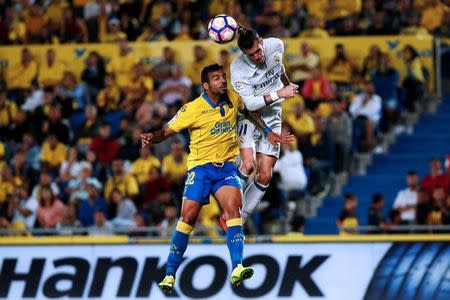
<box><xmin>202</xmin><ymin>81</ymin><xmax>209</xmax><ymax>91</ymax></box>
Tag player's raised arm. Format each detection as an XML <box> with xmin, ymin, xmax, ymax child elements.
<box><xmin>140</xmin><ymin>127</ymin><xmax>175</xmax><ymax>148</ymax></box>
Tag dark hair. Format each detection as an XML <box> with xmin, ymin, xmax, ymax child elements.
<box><xmin>403</xmin><ymin>44</ymin><xmax>419</xmax><ymax>61</ymax></box>
<box><xmin>344</xmin><ymin>193</ymin><xmax>356</xmax><ymax>202</ymax></box>
<box><xmin>201</xmin><ymin>64</ymin><xmax>224</xmax><ymax>83</ymax></box>
<box><xmin>407</xmin><ymin>170</ymin><xmax>417</xmax><ymax>176</ymax></box>
<box><xmin>372</xmin><ymin>193</ymin><xmax>384</xmax><ymax>204</ymax></box>
<box><xmin>237</xmin><ymin>27</ymin><xmax>260</xmax><ymax>51</ymax></box>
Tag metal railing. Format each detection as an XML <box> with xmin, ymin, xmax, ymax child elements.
<box><xmin>339</xmin><ymin>224</ymin><xmax>450</xmax><ymax>234</ymax></box>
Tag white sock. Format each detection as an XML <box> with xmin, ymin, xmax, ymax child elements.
<box><xmin>241</xmin><ymin>180</ymin><xmax>269</xmax><ymax>222</ymax></box>
<box><xmin>237</xmin><ymin>168</ymin><xmax>250</xmax><ymax>191</ymax></box>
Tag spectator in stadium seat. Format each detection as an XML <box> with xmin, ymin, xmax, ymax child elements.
<box><xmin>56</xmin><ymin>202</ymin><xmax>82</xmax><ymax>234</ymax></box>
<box><xmin>421</xmin><ymin>157</ymin><xmax>450</xmax><ymax>197</ymax></box>
<box><xmin>361</xmin><ymin>45</ymin><xmax>381</xmax><ymax>80</ymax></box>
<box><xmin>96</xmin><ymin>74</ymin><xmax>122</xmax><ymax>113</ymax></box>
<box><xmin>40</xmin><ymin>134</ymin><xmax>67</xmax><ymax>174</ymax></box>
<box><xmin>45</xmin><ymin>0</ymin><xmax>66</xmax><ymax>41</ymax></box>
<box><xmin>90</xmin><ymin>121</ymin><xmax>120</xmax><ymax>167</ymax></box>
<box><xmin>185</xmin><ymin>45</ymin><xmax>214</xmax><ymax>96</ymax></box>
<box><xmin>155</xmin><ymin>65</ymin><xmax>191</xmax><ymax>106</ymax></box>
<box><xmin>299</xmin><ymin>15</ymin><xmax>330</xmax><ymax>38</ymax></box>
<box><xmin>302</xmin><ymin>67</ymin><xmax>331</xmax><ymax>111</ymax></box>
<box><xmin>88</xmin><ymin>209</ymin><xmax>113</xmax><ymax>236</ymax></box>
<box><xmin>326</xmin><ymin>44</ymin><xmax>356</xmax><ymax>86</ymax></box>
<box><xmin>151</xmin><ymin>47</ymin><xmax>177</xmax><ymax>89</ymax></box>
<box><xmin>438</xmin><ymin>11</ymin><xmax>450</xmax><ymax>36</ymax></box>
<box><xmin>421</xmin><ymin>0</ymin><xmax>447</xmax><ymax>34</ymax></box>
<box><xmin>366</xmin><ymin>10</ymin><xmax>390</xmax><ymax>35</ymax></box>
<box><xmin>40</xmin><ymin>104</ymin><xmax>70</xmax><ymax>144</ymax></box>
<box><xmin>141</xmin><ymin>167</ymin><xmax>173</xmax><ymax>213</ymax></box>
<box><xmin>274</xmin><ymin>137</ymin><xmax>308</xmax><ymax>209</ymax></box>
<box><xmin>325</xmin><ymin>99</ymin><xmax>352</xmax><ymax>174</ymax></box>
<box><xmin>106</xmin><ymin>39</ymin><xmax>139</xmax><ymax>88</ymax></box>
<box><xmin>78</xmin><ymin>180</ymin><xmax>108</xmax><ymax>227</ymax></box>
<box><xmin>21</xmin><ymin>81</ymin><xmax>44</xmax><ymax>113</ymax></box>
<box><xmin>31</xmin><ymin>170</ymin><xmax>60</xmax><ymax>200</ymax></box>
<box><xmin>159</xmin><ymin>205</ymin><xmax>178</xmax><ymax>237</ymax></box>
<box><xmin>371</xmin><ymin>53</ymin><xmax>400</xmax><ymax>133</ymax></box>
<box><xmin>136</xmin><ymin>20</ymin><xmax>168</xmax><ymax>43</ymax></box>
<box><xmin>55</xmin><ymin>71</ymin><xmax>88</xmax><ymax>110</ymax></box>
<box><xmin>0</xmin><ymin>167</ymin><xmax>21</xmax><ymax>204</ymax></box>
<box><xmin>76</xmin><ymin>104</ymin><xmax>100</xmax><ymax>154</ymax></box>
<box><xmin>284</xmin><ymin>101</ymin><xmax>315</xmax><ymax>156</ymax></box>
<box><xmin>58</xmin><ymin>147</ymin><xmax>83</xmax><ymax>184</ymax></box>
<box><xmin>399</xmin><ymin>0</ymin><xmax>417</xmax><ymax>27</ymax></box>
<box><xmin>36</xmin><ymin>186</ymin><xmax>66</xmax><ymax>229</ymax></box>
<box><xmin>38</xmin><ymin>49</ymin><xmax>66</xmax><ymax>89</ymax></box>
<box><xmin>110</xmin><ymin>188</ymin><xmax>137</xmax><ymax>227</ymax></box>
<box><xmin>123</xmin><ymin>63</ymin><xmax>153</xmax><ymax>115</ymax></box>
<box><xmin>61</xmin><ymin>8</ymin><xmax>87</xmax><ymax>43</ymax></box>
<box><xmin>16</xmin><ymin>132</ymin><xmax>40</xmax><ymax>175</ymax></box>
<box><xmin>162</xmin><ymin>140</ymin><xmax>188</xmax><ymax>187</ymax></box>
<box><xmin>129</xmin><ymin>147</ymin><xmax>161</xmax><ymax>186</ymax></box>
<box><xmin>416</xmin><ymin>187</ymin><xmax>432</xmax><ymax>225</ymax></box>
<box><xmin>393</xmin><ymin>171</ymin><xmax>419</xmax><ymax>224</ymax></box>
<box><xmin>288</xmin><ymin>43</ymin><xmax>320</xmax><ymax>88</ymax></box>
<box><xmin>402</xmin><ymin>45</ymin><xmax>425</xmax><ymax>112</ymax></box>
<box><xmin>337</xmin><ymin>193</ymin><xmax>359</xmax><ymax>235</ymax></box>
<box><xmin>25</xmin><ymin>4</ymin><xmax>47</xmax><ymax>43</ymax></box>
<box><xmin>267</xmin><ymin>14</ymin><xmax>290</xmax><ymax>38</ymax></box>
<box><xmin>0</xmin><ymin>89</ymin><xmax>18</xmax><ymax>140</ymax></box>
<box><xmin>400</xmin><ymin>11</ymin><xmax>431</xmax><ymax>37</ymax></box>
<box><xmin>11</xmin><ymin>184</ymin><xmax>38</xmax><ymax>230</ymax></box>
<box><xmin>428</xmin><ymin>186</ymin><xmax>446</xmax><ymax>226</ymax></box>
<box><xmin>117</xmin><ymin>125</ymin><xmax>142</xmax><ymax>162</ymax></box>
<box><xmin>382</xmin><ymin>0</ymin><xmax>402</xmax><ymax>34</ymax></box>
<box><xmin>368</xmin><ymin>193</ymin><xmax>385</xmax><ymax>232</ymax></box>
<box><xmin>7</xmin><ymin>9</ymin><xmax>27</xmax><ymax>44</ymax></box>
<box><xmin>66</xmin><ymin>161</ymin><xmax>102</xmax><ymax>202</ymax></box>
<box><xmin>81</xmin><ymin>51</ymin><xmax>106</xmax><ymax>100</ymax></box>
<box><xmin>174</xmin><ymin>23</ymin><xmax>193</xmax><ymax>41</ymax></box>
<box><xmin>120</xmin><ymin>13</ymin><xmax>140</xmax><ymax>42</ymax></box>
<box><xmin>99</xmin><ymin>17</ymin><xmax>127</xmax><ymax>43</ymax></box>
<box><xmin>349</xmin><ymin>80</ymin><xmax>382</xmax><ymax>152</ymax></box>
<box><xmin>5</xmin><ymin>48</ymin><xmax>37</xmax><ymax>104</ymax></box>
<box><xmin>104</xmin><ymin>159</ymin><xmax>139</xmax><ymax>201</ymax></box>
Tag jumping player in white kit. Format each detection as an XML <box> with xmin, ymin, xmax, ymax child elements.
<box><xmin>226</xmin><ymin>27</ymin><xmax>299</xmax><ymax>226</ymax></box>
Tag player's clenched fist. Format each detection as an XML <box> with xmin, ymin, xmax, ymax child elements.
<box><xmin>140</xmin><ymin>133</ymin><xmax>153</xmax><ymax>148</ymax></box>
<box><xmin>278</xmin><ymin>84</ymin><xmax>299</xmax><ymax>99</ymax></box>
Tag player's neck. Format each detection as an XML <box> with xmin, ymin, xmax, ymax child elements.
<box><xmin>205</xmin><ymin>91</ymin><xmax>220</xmax><ymax>105</ymax></box>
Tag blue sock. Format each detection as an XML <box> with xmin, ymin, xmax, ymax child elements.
<box><xmin>226</xmin><ymin>218</ymin><xmax>244</xmax><ymax>269</ymax></box>
<box><xmin>166</xmin><ymin>221</ymin><xmax>193</xmax><ymax>277</ymax></box>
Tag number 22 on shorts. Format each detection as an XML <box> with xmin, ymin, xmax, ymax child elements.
<box><xmin>186</xmin><ymin>172</ymin><xmax>196</xmax><ymax>185</ymax></box>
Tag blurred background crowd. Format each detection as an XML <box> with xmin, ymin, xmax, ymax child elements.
<box><xmin>0</xmin><ymin>0</ymin><xmax>449</xmax><ymax>236</ymax></box>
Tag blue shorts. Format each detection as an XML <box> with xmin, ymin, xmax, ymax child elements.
<box><xmin>182</xmin><ymin>162</ymin><xmax>242</xmax><ymax>204</ymax></box>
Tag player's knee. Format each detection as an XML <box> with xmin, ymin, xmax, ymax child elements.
<box><xmin>179</xmin><ymin>214</ymin><xmax>197</xmax><ymax>226</ymax></box>
<box><xmin>257</xmin><ymin>169</ymin><xmax>273</xmax><ymax>186</ymax></box>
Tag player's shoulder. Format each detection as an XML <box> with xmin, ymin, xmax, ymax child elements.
<box><xmin>263</xmin><ymin>37</ymin><xmax>285</xmax><ymax>53</ymax></box>
<box><xmin>230</xmin><ymin>53</ymin><xmax>247</xmax><ymax>73</ymax></box>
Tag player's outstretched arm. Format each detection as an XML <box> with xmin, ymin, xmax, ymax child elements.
<box><xmin>281</xmin><ymin>72</ymin><xmax>296</xmax><ymax>88</ymax></box>
<box><xmin>140</xmin><ymin>127</ymin><xmax>175</xmax><ymax>148</ymax></box>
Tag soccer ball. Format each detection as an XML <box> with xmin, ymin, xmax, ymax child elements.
<box><xmin>208</xmin><ymin>14</ymin><xmax>238</xmax><ymax>44</ymax></box>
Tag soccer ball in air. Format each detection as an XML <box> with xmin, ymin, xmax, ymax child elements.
<box><xmin>208</xmin><ymin>14</ymin><xmax>238</xmax><ymax>44</ymax></box>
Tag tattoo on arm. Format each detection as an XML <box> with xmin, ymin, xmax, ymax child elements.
<box><xmin>281</xmin><ymin>72</ymin><xmax>291</xmax><ymax>87</ymax></box>
<box><xmin>242</xmin><ymin>108</ymin><xmax>270</xmax><ymax>132</ymax></box>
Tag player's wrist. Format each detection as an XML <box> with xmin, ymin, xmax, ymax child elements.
<box><xmin>263</xmin><ymin>126</ymin><xmax>272</xmax><ymax>135</ymax></box>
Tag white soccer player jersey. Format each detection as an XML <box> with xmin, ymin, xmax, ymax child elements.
<box><xmin>231</xmin><ymin>37</ymin><xmax>286</xmax><ymax>127</ymax></box>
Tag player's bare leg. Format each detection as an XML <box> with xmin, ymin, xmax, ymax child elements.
<box><xmin>241</xmin><ymin>153</ymin><xmax>277</xmax><ymax>221</ymax></box>
<box><xmin>214</xmin><ymin>185</ymin><xmax>253</xmax><ymax>286</ymax></box>
<box><xmin>159</xmin><ymin>199</ymin><xmax>203</xmax><ymax>293</ymax></box>
<box><xmin>238</xmin><ymin>147</ymin><xmax>256</xmax><ymax>187</ymax></box>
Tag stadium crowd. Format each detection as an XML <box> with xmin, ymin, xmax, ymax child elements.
<box><xmin>0</xmin><ymin>0</ymin><xmax>448</xmax><ymax>236</ymax></box>
<box><xmin>0</xmin><ymin>0</ymin><xmax>450</xmax><ymax>45</ymax></box>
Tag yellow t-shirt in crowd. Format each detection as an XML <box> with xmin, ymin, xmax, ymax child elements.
<box><xmin>185</xmin><ymin>58</ymin><xmax>215</xmax><ymax>86</ymax></box>
<box><xmin>97</xmin><ymin>86</ymin><xmax>122</xmax><ymax>111</ymax></box>
<box><xmin>107</xmin><ymin>52</ymin><xmax>139</xmax><ymax>87</ymax></box>
<box><xmin>198</xmin><ymin>195</ymin><xmax>221</xmax><ymax>237</ymax></box>
<box><xmin>168</xmin><ymin>92</ymin><xmax>244</xmax><ymax>170</ymax></box>
<box><xmin>6</xmin><ymin>61</ymin><xmax>38</xmax><ymax>89</ymax></box>
<box><xmin>285</xmin><ymin>113</ymin><xmax>315</xmax><ymax>137</ymax></box>
<box><xmin>0</xmin><ymin>100</ymin><xmax>17</xmax><ymax>128</ymax></box>
<box><xmin>46</xmin><ymin>1</ymin><xmax>67</xmax><ymax>27</ymax></box>
<box><xmin>129</xmin><ymin>156</ymin><xmax>161</xmax><ymax>184</ymax></box>
<box><xmin>40</xmin><ymin>142</ymin><xmax>67</xmax><ymax>167</ymax></box>
<box><xmin>38</xmin><ymin>61</ymin><xmax>66</xmax><ymax>87</ymax></box>
<box><xmin>299</xmin><ymin>28</ymin><xmax>330</xmax><ymax>38</ymax></box>
<box><xmin>327</xmin><ymin>60</ymin><xmax>352</xmax><ymax>83</ymax></box>
<box><xmin>421</xmin><ymin>4</ymin><xmax>448</xmax><ymax>32</ymax></box>
<box><xmin>104</xmin><ymin>175</ymin><xmax>140</xmax><ymax>200</ymax></box>
<box><xmin>162</xmin><ymin>153</ymin><xmax>188</xmax><ymax>183</ymax></box>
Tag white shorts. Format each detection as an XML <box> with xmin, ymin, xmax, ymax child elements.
<box><xmin>237</xmin><ymin>119</ymin><xmax>281</xmax><ymax>158</ymax></box>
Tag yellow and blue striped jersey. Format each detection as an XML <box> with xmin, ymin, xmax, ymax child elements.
<box><xmin>168</xmin><ymin>92</ymin><xmax>244</xmax><ymax>170</ymax></box>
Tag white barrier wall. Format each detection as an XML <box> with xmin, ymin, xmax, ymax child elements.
<box><xmin>0</xmin><ymin>242</ymin><xmax>449</xmax><ymax>300</ymax></box>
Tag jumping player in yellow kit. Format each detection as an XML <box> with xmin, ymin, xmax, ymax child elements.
<box><xmin>140</xmin><ymin>64</ymin><xmax>293</xmax><ymax>293</ymax></box>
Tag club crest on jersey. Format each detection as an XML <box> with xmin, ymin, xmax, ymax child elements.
<box><xmin>274</xmin><ymin>52</ymin><xmax>281</xmax><ymax>63</ymax></box>
<box><xmin>235</xmin><ymin>81</ymin><xmax>244</xmax><ymax>90</ymax></box>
